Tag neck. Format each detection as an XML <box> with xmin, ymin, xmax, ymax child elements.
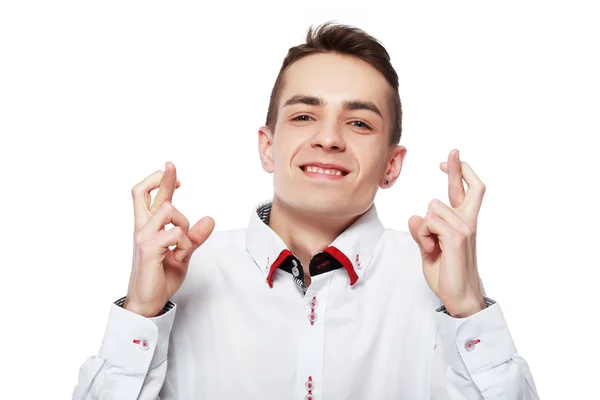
<box><xmin>268</xmin><ymin>195</ymin><xmax>361</xmax><ymax>271</ymax></box>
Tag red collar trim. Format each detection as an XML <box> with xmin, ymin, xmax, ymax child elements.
<box><xmin>323</xmin><ymin>245</ymin><xmax>358</xmax><ymax>286</ymax></box>
<box><xmin>267</xmin><ymin>246</ymin><xmax>358</xmax><ymax>288</ymax></box>
<box><xmin>266</xmin><ymin>249</ymin><xmax>293</xmax><ymax>288</ymax></box>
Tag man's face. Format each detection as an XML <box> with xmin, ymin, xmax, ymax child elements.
<box><xmin>259</xmin><ymin>52</ymin><xmax>406</xmax><ymax>218</ymax></box>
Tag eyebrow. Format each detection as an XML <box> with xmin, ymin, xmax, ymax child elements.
<box><xmin>283</xmin><ymin>94</ymin><xmax>383</xmax><ymax>119</ymax></box>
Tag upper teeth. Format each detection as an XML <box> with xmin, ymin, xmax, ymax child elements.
<box><xmin>305</xmin><ymin>166</ymin><xmax>343</xmax><ymax>175</ymax></box>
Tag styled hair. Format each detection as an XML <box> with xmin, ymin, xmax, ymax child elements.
<box><xmin>265</xmin><ymin>21</ymin><xmax>402</xmax><ymax>145</ymax></box>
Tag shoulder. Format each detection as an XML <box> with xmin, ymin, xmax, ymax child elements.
<box><xmin>380</xmin><ymin>227</ymin><xmax>420</xmax><ymax>255</ymax></box>
<box><xmin>197</xmin><ymin>227</ymin><xmax>247</xmax><ymax>250</ymax></box>
<box><xmin>173</xmin><ymin>227</ymin><xmax>247</xmax><ymax>297</ymax></box>
<box><xmin>185</xmin><ymin>226</ymin><xmax>248</xmax><ymax>267</ymax></box>
<box><xmin>376</xmin><ymin>228</ymin><xmax>443</xmax><ymax>309</ymax></box>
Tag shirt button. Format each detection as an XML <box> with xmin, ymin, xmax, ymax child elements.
<box><xmin>310</xmin><ymin>298</ymin><xmax>319</xmax><ymax>309</ymax></box>
<box><xmin>305</xmin><ymin>380</ymin><xmax>315</xmax><ymax>391</ymax></box>
<box><xmin>464</xmin><ymin>339</ymin><xmax>480</xmax><ymax>352</ymax></box>
<box><xmin>308</xmin><ymin>312</ymin><xmax>318</xmax><ymax>324</ymax></box>
<box><xmin>139</xmin><ymin>340</ymin><xmax>150</xmax><ymax>351</ymax></box>
<box><xmin>305</xmin><ymin>394</ymin><xmax>314</xmax><ymax>400</ymax></box>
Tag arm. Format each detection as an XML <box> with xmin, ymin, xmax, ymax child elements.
<box><xmin>72</xmin><ymin>297</ymin><xmax>177</xmax><ymax>400</ymax></box>
<box><xmin>72</xmin><ymin>163</ymin><xmax>213</xmax><ymax>398</ymax></box>
<box><xmin>430</xmin><ymin>297</ymin><xmax>539</xmax><ymax>399</ymax></box>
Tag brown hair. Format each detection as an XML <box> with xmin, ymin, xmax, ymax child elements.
<box><xmin>265</xmin><ymin>21</ymin><xmax>402</xmax><ymax>145</ymax></box>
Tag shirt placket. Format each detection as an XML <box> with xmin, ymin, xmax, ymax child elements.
<box><xmin>296</xmin><ymin>273</ymin><xmax>332</xmax><ymax>400</ymax></box>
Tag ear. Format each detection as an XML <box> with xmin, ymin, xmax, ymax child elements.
<box><xmin>380</xmin><ymin>145</ymin><xmax>407</xmax><ymax>188</ymax></box>
<box><xmin>258</xmin><ymin>126</ymin><xmax>275</xmax><ymax>173</ymax></box>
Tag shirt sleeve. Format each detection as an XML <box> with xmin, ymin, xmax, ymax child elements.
<box><xmin>430</xmin><ymin>298</ymin><xmax>540</xmax><ymax>399</ymax></box>
<box><xmin>72</xmin><ymin>297</ymin><xmax>177</xmax><ymax>400</ymax></box>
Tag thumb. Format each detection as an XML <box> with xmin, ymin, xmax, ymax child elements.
<box><xmin>408</xmin><ymin>215</ymin><xmax>435</xmax><ymax>258</ymax></box>
<box><xmin>183</xmin><ymin>216</ymin><xmax>215</xmax><ymax>262</ymax></box>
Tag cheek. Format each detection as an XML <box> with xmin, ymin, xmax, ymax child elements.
<box><xmin>272</xmin><ymin>137</ymin><xmax>286</xmax><ymax>164</ymax></box>
<box><xmin>273</xmin><ymin>135</ymin><xmax>304</xmax><ymax>169</ymax></box>
<box><xmin>356</xmin><ymin>146</ymin><xmax>388</xmax><ymax>179</ymax></box>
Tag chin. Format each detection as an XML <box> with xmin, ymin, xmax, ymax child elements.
<box><xmin>274</xmin><ymin>178</ymin><xmax>374</xmax><ymax>218</ymax></box>
<box><xmin>291</xmin><ymin>196</ymin><xmax>361</xmax><ymax>218</ymax></box>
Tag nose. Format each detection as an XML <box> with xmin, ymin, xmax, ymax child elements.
<box><xmin>309</xmin><ymin>121</ymin><xmax>346</xmax><ymax>152</ymax></box>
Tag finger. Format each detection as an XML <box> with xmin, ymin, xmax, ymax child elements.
<box><xmin>133</xmin><ymin>170</ymin><xmax>166</xmax><ymax>232</ymax></box>
<box><xmin>167</xmin><ymin>227</ymin><xmax>194</xmax><ymax>263</ymax></box>
<box><xmin>174</xmin><ymin>216</ymin><xmax>215</xmax><ymax>262</ymax></box>
<box><xmin>458</xmin><ymin>161</ymin><xmax>486</xmax><ymax>215</ymax></box>
<box><xmin>145</xmin><ymin>179</ymin><xmax>180</xmax><ymax>209</ymax></box>
<box><xmin>418</xmin><ymin>215</ymin><xmax>439</xmax><ymax>251</ymax></box>
<box><xmin>140</xmin><ymin>201</ymin><xmax>190</xmax><ymax>241</ymax></box>
<box><xmin>427</xmin><ymin>199</ymin><xmax>469</xmax><ymax>234</ymax></box>
<box><xmin>408</xmin><ymin>215</ymin><xmax>436</xmax><ymax>255</ymax></box>
<box><xmin>143</xmin><ymin>226</ymin><xmax>192</xmax><ymax>264</ymax></box>
<box><xmin>149</xmin><ymin>162</ymin><xmax>177</xmax><ymax>215</ymax></box>
<box><xmin>447</xmin><ymin>149</ymin><xmax>465</xmax><ymax>208</ymax></box>
<box><xmin>440</xmin><ymin>160</ymin><xmax>486</xmax><ymax>215</ymax></box>
<box><xmin>424</xmin><ymin>212</ymin><xmax>457</xmax><ymax>243</ymax></box>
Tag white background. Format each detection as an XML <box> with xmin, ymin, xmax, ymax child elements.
<box><xmin>1</xmin><ymin>0</ymin><xmax>598</xmax><ymax>398</ymax></box>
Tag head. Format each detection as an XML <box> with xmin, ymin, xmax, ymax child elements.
<box><xmin>258</xmin><ymin>22</ymin><xmax>407</xmax><ymax>219</ymax></box>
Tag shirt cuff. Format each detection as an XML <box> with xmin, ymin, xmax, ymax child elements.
<box><xmin>114</xmin><ymin>296</ymin><xmax>175</xmax><ymax>316</ymax></box>
<box><xmin>98</xmin><ymin>296</ymin><xmax>177</xmax><ymax>373</ymax></box>
<box><xmin>435</xmin><ymin>296</ymin><xmax>496</xmax><ymax>315</ymax></box>
<box><xmin>434</xmin><ymin>299</ymin><xmax>518</xmax><ymax>374</ymax></box>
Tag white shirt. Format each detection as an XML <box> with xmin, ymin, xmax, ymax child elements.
<box><xmin>73</xmin><ymin>201</ymin><xmax>539</xmax><ymax>399</ymax></box>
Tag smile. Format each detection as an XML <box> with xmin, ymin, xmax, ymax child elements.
<box><xmin>300</xmin><ymin>165</ymin><xmax>349</xmax><ymax>180</ymax></box>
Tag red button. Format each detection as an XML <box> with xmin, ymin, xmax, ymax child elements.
<box><xmin>133</xmin><ymin>339</ymin><xmax>150</xmax><ymax>351</ymax></box>
<box><xmin>465</xmin><ymin>339</ymin><xmax>480</xmax><ymax>352</ymax></box>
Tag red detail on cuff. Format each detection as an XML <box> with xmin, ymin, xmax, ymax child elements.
<box><xmin>266</xmin><ymin>249</ymin><xmax>293</xmax><ymax>288</ymax></box>
<box><xmin>324</xmin><ymin>246</ymin><xmax>358</xmax><ymax>285</ymax></box>
<box><xmin>472</xmin><ymin>339</ymin><xmax>481</xmax><ymax>345</ymax></box>
<box><xmin>132</xmin><ymin>339</ymin><xmax>141</xmax><ymax>344</ymax></box>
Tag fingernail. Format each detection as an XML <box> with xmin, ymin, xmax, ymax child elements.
<box><xmin>455</xmin><ymin>150</ymin><xmax>460</xmax><ymax>160</ymax></box>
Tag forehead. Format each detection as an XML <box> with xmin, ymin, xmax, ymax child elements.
<box><xmin>279</xmin><ymin>53</ymin><xmax>392</xmax><ymax>115</ymax></box>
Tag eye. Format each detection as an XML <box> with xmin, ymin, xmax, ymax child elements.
<box><xmin>292</xmin><ymin>115</ymin><xmax>314</xmax><ymax>122</ymax></box>
<box><xmin>350</xmin><ymin>120</ymin><xmax>373</xmax><ymax>130</ymax></box>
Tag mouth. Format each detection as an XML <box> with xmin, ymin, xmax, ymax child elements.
<box><xmin>299</xmin><ymin>164</ymin><xmax>350</xmax><ymax>179</ymax></box>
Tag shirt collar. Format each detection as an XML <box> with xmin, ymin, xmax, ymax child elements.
<box><xmin>245</xmin><ymin>199</ymin><xmax>385</xmax><ymax>287</ymax></box>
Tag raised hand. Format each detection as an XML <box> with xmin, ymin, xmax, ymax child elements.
<box><xmin>408</xmin><ymin>149</ymin><xmax>486</xmax><ymax>318</ymax></box>
<box><xmin>124</xmin><ymin>161</ymin><xmax>215</xmax><ymax>317</ymax></box>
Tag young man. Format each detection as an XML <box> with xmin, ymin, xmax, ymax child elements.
<box><xmin>73</xmin><ymin>23</ymin><xmax>539</xmax><ymax>399</ymax></box>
